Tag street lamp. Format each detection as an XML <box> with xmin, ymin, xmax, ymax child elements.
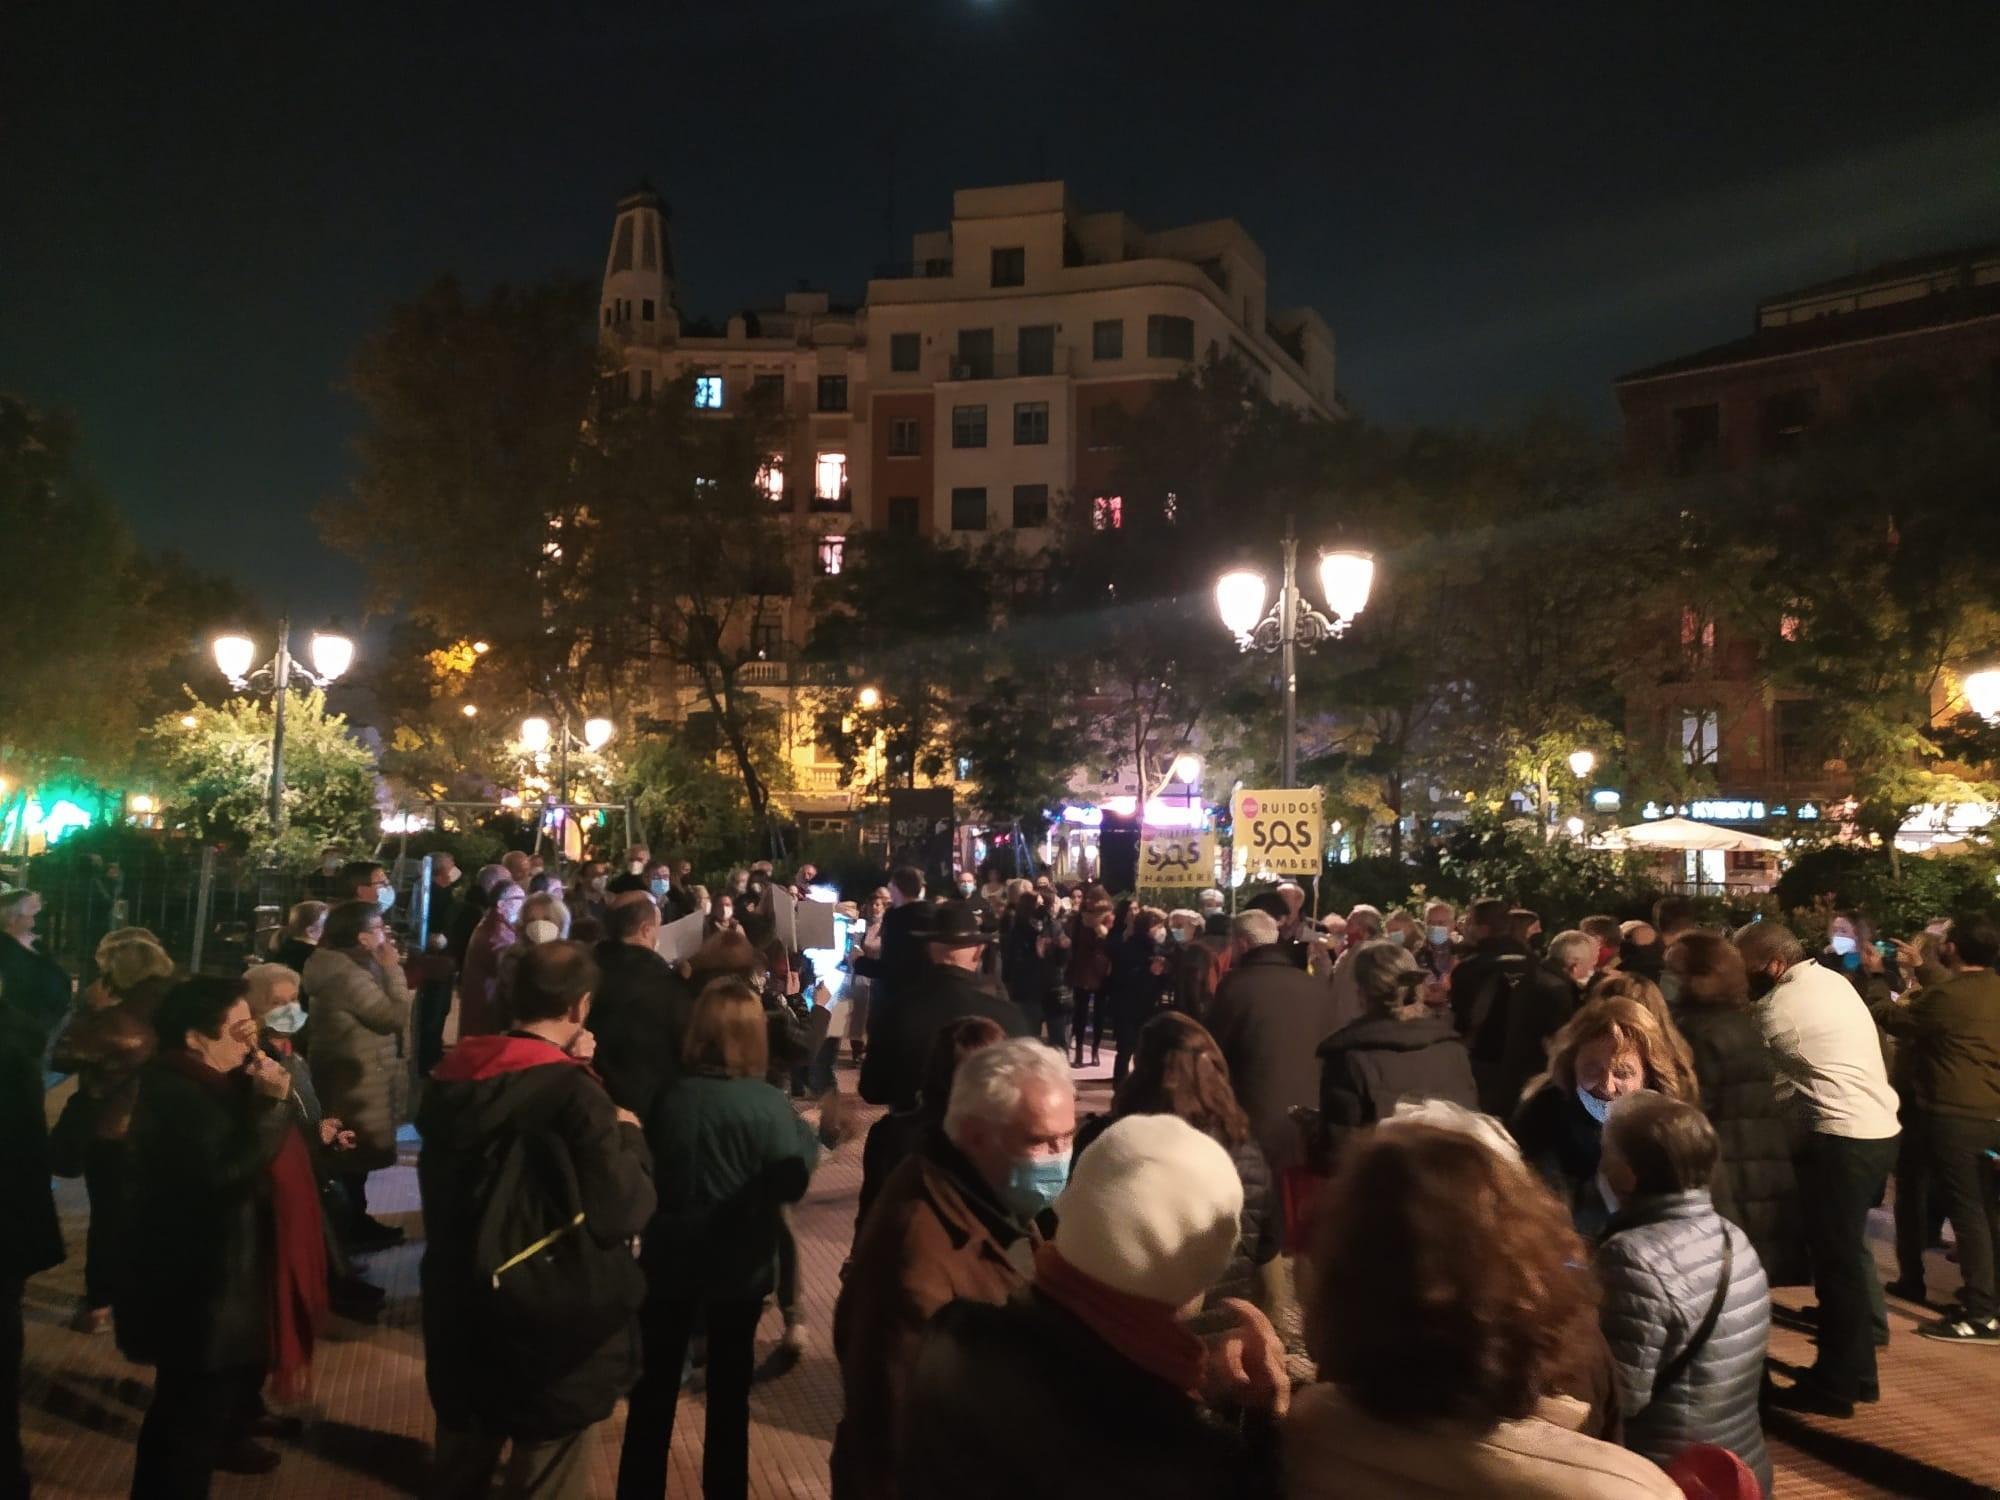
<box><xmin>1568</xmin><ymin>748</ymin><xmax>1597</xmax><ymax>779</ymax></box>
<box><xmin>211</xmin><ymin>616</ymin><xmax>354</xmax><ymax>831</ymax></box>
<box><xmin>1964</xmin><ymin>670</ymin><xmax>2000</xmax><ymax>723</ymax></box>
<box><xmin>1214</xmin><ymin>527</ymin><xmax>1374</xmax><ymax>787</ymax></box>
<box><xmin>518</xmin><ymin>710</ymin><xmax>617</xmax><ymax>838</ymax></box>
<box><xmin>857</xmin><ymin>685</ymin><xmax>882</xmax><ymax>710</ymax></box>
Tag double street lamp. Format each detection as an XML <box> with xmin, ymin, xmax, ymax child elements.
<box><xmin>212</xmin><ymin>617</ymin><xmax>354</xmax><ymax>832</ymax></box>
<box><xmin>1215</xmin><ymin>530</ymin><xmax>1375</xmax><ymax>788</ymax></box>
<box><xmin>519</xmin><ymin>711</ymin><xmax>615</xmax><ymax>814</ymax></box>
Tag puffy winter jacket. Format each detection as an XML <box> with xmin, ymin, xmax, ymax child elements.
<box><xmin>305</xmin><ymin>945</ymin><xmax>413</xmax><ymax>1171</ymax></box>
<box><xmin>1672</xmin><ymin>1002</ymin><xmax>1805</xmax><ymax>1286</ymax></box>
<box><xmin>1597</xmin><ymin>1190</ymin><xmax>1771</xmax><ymax>1497</ymax></box>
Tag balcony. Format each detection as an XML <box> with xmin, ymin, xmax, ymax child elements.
<box><xmin>940</xmin><ymin>348</ymin><xmax>1073</xmax><ymax>382</ymax></box>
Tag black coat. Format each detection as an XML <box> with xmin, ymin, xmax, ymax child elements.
<box><xmin>0</xmin><ymin>934</ymin><xmax>70</xmax><ymax>1048</ymax></box>
<box><xmin>903</xmin><ymin>1291</ymin><xmax>1278</xmax><ymax>1500</ymax></box>
<box><xmin>1672</xmin><ymin>1001</ymin><xmax>1806</xmax><ymax>1286</ymax></box>
<box><xmin>1206</xmin><ymin>946</ymin><xmax>1347</xmax><ymax>1176</ymax></box>
<box><xmin>417</xmin><ymin>1042</ymin><xmax>656</xmax><ymax>1440</ymax></box>
<box><xmin>860</xmin><ymin>963</ymin><xmax>1028</xmax><ymax>1111</ymax></box>
<box><xmin>1512</xmin><ymin>1083</ymin><xmax>1612</xmax><ymax>1239</ymax></box>
<box><xmin>1071</xmin><ymin>1113</ymin><xmax>1278</xmax><ymax>1308</ymax></box>
<box><xmin>1456</xmin><ymin>952</ymin><xmax>1579</xmax><ymax>1117</ymax></box>
<box><xmin>1317</xmin><ymin>1011</ymin><xmax>1479</xmax><ymax>1160</ymax></box>
<box><xmin>586</xmin><ymin>940</ymin><xmax>696</xmax><ymax>1119</ymax></box>
<box><xmin>0</xmin><ymin>1001</ymin><xmax>61</xmax><ymax>1280</ymax></box>
<box><xmin>116</xmin><ymin>1055</ymin><xmax>293</xmax><ymax>1372</ymax></box>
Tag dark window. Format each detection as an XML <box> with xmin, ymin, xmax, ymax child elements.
<box><xmin>641</xmin><ymin>298</ymin><xmax>655</xmax><ymax>322</ymax></box>
<box><xmin>1012</xmin><ymin>483</ymin><xmax>1049</xmax><ymax>528</ymax></box>
<box><xmin>752</xmin><ymin>372</ymin><xmax>785</xmax><ymax>402</ymax></box>
<box><xmin>1018</xmin><ymin>324</ymin><xmax>1056</xmax><ymax>376</ymax></box>
<box><xmin>956</xmin><ymin>328</ymin><xmax>994</xmax><ymax>380</ymax></box>
<box><xmin>752</xmin><ymin>613</ymin><xmax>785</xmax><ymax>657</ymax></box>
<box><xmin>638</xmin><ymin>369</ymin><xmax>653</xmax><ymax>401</ymax></box>
<box><xmin>1093</xmin><ymin>319</ymin><xmax>1124</xmax><ymax>360</ymax></box>
<box><xmin>1671</xmin><ymin>403</ymin><xmax>1720</xmax><ymax>474</ymax></box>
<box><xmin>1759</xmin><ymin>388</ymin><xmax>1817</xmax><ymax>458</ymax></box>
<box><xmin>816</xmin><ymin>375</ymin><xmax>849</xmax><ymax>412</ymax></box>
<box><xmin>952</xmin><ymin>404</ymin><xmax>988</xmax><ymax>449</ymax></box>
<box><xmin>890</xmin><ymin>332</ymin><xmax>921</xmax><ymax>373</ymax></box>
<box><xmin>1147</xmin><ymin>314</ymin><xmax>1196</xmax><ymax>360</ymax></box>
<box><xmin>887</xmin><ymin>496</ymin><xmax>920</xmax><ymax>535</ymax></box>
<box><xmin>991</xmin><ymin>247</ymin><xmax>1025</xmax><ymax>287</ymax></box>
<box><xmin>889</xmin><ymin>417</ymin><xmax>921</xmax><ymax>456</ymax></box>
<box><xmin>603</xmin><ymin>307</ymin><xmax>613</xmax><ymax>327</ymax></box>
<box><xmin>951</xmin><ymin>487</ymin><xmax>988</xmax><ymax>531</ymax></box>
<box><xmin>1013</xmin><ymin>401</ymin><xmax>1049</xmax><ymax>445</ymax></box>
<box><xmin>1775</xmin><ymin>698</ymin><xmax>1832</xmax><ymax>780</ymax></box>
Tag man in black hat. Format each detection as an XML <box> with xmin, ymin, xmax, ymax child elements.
<box><xmin>860</xmin><ymin>900</ymin><xmax>1031</xmax><ymax>1112</ymax></box>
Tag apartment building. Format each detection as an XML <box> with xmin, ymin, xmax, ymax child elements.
<box><xmin>598</xmin><ymin>179</ymin><xmax>1340</xmax><ymax>822</ymax></box>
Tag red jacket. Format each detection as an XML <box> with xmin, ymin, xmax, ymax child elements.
<box><xmin>456</xmin><ymin>913</ymin><xmax>517</xmax><ymax>1038</ymax></box>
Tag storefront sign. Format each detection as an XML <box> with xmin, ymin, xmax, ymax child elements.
<box><xmin>1229</xmin><ymin>787</ymin><xmax>1324</xmax><ymax>876</ymax></box>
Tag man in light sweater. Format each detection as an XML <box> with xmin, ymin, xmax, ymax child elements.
<box><xmin>1738</xmin><ymin>921</ymin><xmax>1900</xmax><ymax>1417</ymax></box>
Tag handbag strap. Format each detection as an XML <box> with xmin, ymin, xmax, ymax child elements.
<box><xmin>1651</xmin><ymin>1227</ymin><xmax>1734</xmax><ymax>1400</ymax></box>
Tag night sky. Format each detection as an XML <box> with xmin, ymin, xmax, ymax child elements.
<box><xmin>6</xmin><ymin>1</ymin><xmax>1998</xmax><ymax>627</ymax></box>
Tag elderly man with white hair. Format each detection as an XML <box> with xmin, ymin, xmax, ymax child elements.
<box><xmin>1206</xmin><ymin>910</ymin><xmax>1346</xmax><ymax>1179</ymax></box>
<box><xmin>833</xmin><ymin>1037</ymin><xmax>1076</xmax><ymax>1500</ymax></box>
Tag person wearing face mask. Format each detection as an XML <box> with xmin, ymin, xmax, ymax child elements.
<box><xmin>1735</xmin><ymin>921</ymin><xmax>1900</xmax><ymax>1415</ymax></box>
<box><xmin>119</xmin><ymin>978</ymin><xmax>300</xmax><ymax>1493</ymax></box>
<box><xmin>337</xmin><ymin>860</ymin><xmax>398</xmax><ymax>916</ymax></box>
<box><xmin>1419</xmin><ymin>901</ymin><xmax>1459</xmax><ymax>979</ymax></box>
<box><xmin>1510</xmin><ymin>997</ymin><xmax>1700</xmax><ymax>1238</ymax></box>
<box><xmin>457</xmin><ymin>882</ymin><xmax>524</xmax><ymax>1040</ymax></box>
<box><xmin>418</xmin><ymin>943</ymin><xmax>654</xmax><ymax>1500</ymax></box>
<box><xmin>833</xmin><ymin>1038</ymin><xmax>1076</xmax><ymax>1500</ymax></box>
<box><xmin>304</xmin><ymin>901</ymin><xmax>415</xmax><ymax>1252</ymax></box>
<box><xmin>905</xmin><ymin>1114</ymin><xmax>1290</xmax><ymax>1500</ymax></box>
<box><xmin>1162</xmin><ymin>908</ymin><xmax>1220</xmax><ymax>1019</ymax></box>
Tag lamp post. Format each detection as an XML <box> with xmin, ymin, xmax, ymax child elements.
<box><xmin>212</xmin><ymin>616</ymin><xmax>354</xmax><ymax>832</ymax></box>
<box><xmin>519</xmin><ymin>711</ymin><xmax>615</xmax><ymax>849</ymax></box>
<box><xmin>1215</xmin><ymin>524</ymin><xmax>1374</xmax><ymax>788</ymax></box>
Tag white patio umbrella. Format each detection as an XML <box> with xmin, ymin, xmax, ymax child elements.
<box><xmin>1594</xmin><ymin>816</ymin><xmax>1787</xmax><ymax>854</ymax></box>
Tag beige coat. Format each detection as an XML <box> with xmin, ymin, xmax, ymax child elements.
<box><xmin>1284</xmin><ymin>1385</ymin><xmax>1682</xmax><ymax>1500</ymax></box>
<box><xmin>305</xmin><ymin>946</ymin><xmax>413</xmax><ymax>1171</ymax></box>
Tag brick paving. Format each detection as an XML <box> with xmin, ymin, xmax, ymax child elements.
<box><xmin>17</xmin><ymin>1064</ymin><xmax>2000</xmax><ymax>1496</ymax></box>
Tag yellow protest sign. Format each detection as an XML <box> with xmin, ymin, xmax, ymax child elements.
<box><xmin>1137</xmin><ymin>827</ymin><xmax>1215</xmax><ymax>887</ymax></box>
<box><xmin>1230</xmin><ymin>787</ymin><xmax>1324</xmax><ymax>876</ymax></box>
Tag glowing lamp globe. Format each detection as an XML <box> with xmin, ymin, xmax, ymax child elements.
<box><xmin>1318</xmin><ymin>551</ymin><xmax>1375</xmax><ymax>622</ymax></box>
<box><xmin>519</xmin><ymin>717</ymin><xmax>552</xmax><ymax>753</ymax></box>
<box><xmin>858</xmin><ymin>686</ymin><xmax>882</xmax><ymax>710</ymax></box>
<box><xmin>1567</xmin><ymin>749</ymin><xmax>1597</xmax><ymax>779</ymax></box>
<box><xmin>1966</xmin><ymin>670</ymin><xmax>2000</xmax><ymax>724</ymax></box>
<box><xmin>310</xmin><ymin>632</ymin><xmax>354</xmax><ymax>682</ymax></box>
<box><xmin>1170</xmin><ymin>752</ymin><xmax>1202</xmax><ymax>783</ymax></box>
<box><xmin>212</xmin><ymin>634</ymin><xmax>256</xmax><ymax>683</ymax></box>
<box><xmin>583</xmin><ymin>717</ymin><xmax>615</xmax><ymax>751</ymax></box>
<box><xmin>1215</xmin><ymin>570</ymin><xmax>1268</xmax><ymax>636</ymax></box>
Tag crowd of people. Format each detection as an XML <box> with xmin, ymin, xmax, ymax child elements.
<box><xmin>2</xmin><ymin>846</ymin><xmax>1995</xmax><ymax>1499</ymax></box>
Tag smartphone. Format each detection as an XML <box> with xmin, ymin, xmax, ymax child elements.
<box><xmin>1875</xmin><ymin>940</ymin><xmax>1895</xmax><ymax>956</ymax></box>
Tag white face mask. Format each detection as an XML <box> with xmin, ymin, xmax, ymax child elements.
<box><xmin>1577</xmin><ymin>1086</ymin><xmax>1614</xmax><ymax>1125</ymax></box>
<box><xmin>262</xmin><ymin>1001</ymin><xmax>308</xmax><ymax>1036</ymax></box>
<box><xmin>1427</xmin><ymin>924</ymin><xmax>1452</xmax><ymax>946</ymax></box>
<box><xmin>1829</xmin><ymin>933</ymin><xmax>1858</xmax><ymax>957</ymax></box>
<box><xmin>524</xmin><ymin>919</ymin><xmax>561</xmax><ymax>945</ymax></box>
<box><xmin>628</xmin><ymin>861</ymin><xmax>646</xmax><ymax>876</ymax></box>
<box><xmin>375</xmin><ymin>884</ymin><xmax>397</xmax><ymax>912</ymax></box>
<box><xmin>1596</xmin><ymin>1168</ymin><xmax>1622</xmax><ymax>1215</ymax></box>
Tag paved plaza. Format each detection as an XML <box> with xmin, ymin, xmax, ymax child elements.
<box><xmin>16</xmin><ymin>1066</ymin><xmax>2000</xmax><ymax>1498</ymax></box>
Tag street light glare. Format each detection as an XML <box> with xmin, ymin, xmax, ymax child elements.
<box><xmin>1318</xmin><ymin>551</ymin><xmax>1374</xmax><ymax>621</ymax></box>
<box><xmin>1215</xmin><ymin>570</ymin><xmax>1268</xmax><ymax>636</ymax></box>
<box><xmin>519</xmin><ymin>716</ymin><xmax>552</xmax><ymax>752</ymax></box>
<box><xmin>461</xmin><ymin>703</ymin><xmax>479</xmax><ymax>718</ymax></box>
<box><xmin>1170</xmin><ymin>751</ymin><xmax>1201</xmax><ymax>783</ymax></box>
<box><xmin>129</xmin><ymin>794</ymin><xmax>154</xmax><ymax>814</ymax></box>
<box><xmin>471</xmin><ymin>640</ymin><xmax>490</xmax><ymax>655</ymax></box>
<box><xmin>179</xmin><ymin>713</ymin><xmax>198</xmax><ymax>729</ymax></box>
<box><xmin>1568</xmin><ymin>748</ymin><xmax>1597</xmax><ymax>778</ymax></box>
<box><xmin>310</xmin><ymin>631</ymin><xmax>355</xmax><ymax>682</ymax></box>
<box><xmin>583</xmin><ymin>717</ymin><xmax>615</xmax><ymax>750</ymax></box>
<box><xmin>857</xmin><ymin>686</ymin><xmax>881</xmax><ymax>710</ymax></box>
<box><xmin>1965</xmin><ymin>669</ymin><xmax>2000</xmax><ymax>723</ymax></box>
<box><xmin>212</xmin><ymin>634</ymin><xmax>256</xmax><ymax>682</ymax></box>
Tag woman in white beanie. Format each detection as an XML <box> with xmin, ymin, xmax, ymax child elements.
<box><xmin>901</xmin><ymin>1113</ymin><xmax>1289</xmax><ymax>1500</ymax></box>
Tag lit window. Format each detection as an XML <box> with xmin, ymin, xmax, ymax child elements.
<box><xmin>1092</xmin><ymin>494</ymin><xmax>1124</xmax><ymax>530</ymax></box>
<box><xmin>1681</xmin><ymin>710</ymin><xmax>1720</xmax><ymax>767</ymax></box>
<box><xmin>815</xmin><ymin>452</ymin><xmax>849</xmax><ymax>506</ymax></box>
<box><xmin>1680</xmin><ymin>607</ymin><xmax>1715</xmax><ymax>661</ymax></box>
<box><xmin>816</xmin><ymin>535</ymin><xmax>846</xmax><ymax>576</ymax></box>
<box><xmin>1164</xmin><ymin>490</ymin><xmax>1179</xmax><ymax>523</ymax></box>
<box><xmin>694</xmin><ymin>375</ymin><xmax>723</xmax><ymax>409</ymax></box>
<box><xmin>757</xmin><ymin>457</ymin><xmax>785</xmax><ymax>504</ymax></box>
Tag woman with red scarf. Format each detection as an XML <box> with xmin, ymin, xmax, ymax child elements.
<box><xmin>117</xmin><ymin>977</ymin><xmax>326</xmax><ymax>1498</ymax></box>
<box><xmin>901</xmin><ymin>1114</ymin><xmax>1289</xmax><ymax>1500</ymax></box>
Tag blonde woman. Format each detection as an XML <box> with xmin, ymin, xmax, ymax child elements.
<box><xmin>1510</xmin><ymin>996</ymin><xmax>1699</xmax><ymax>1237</ymax></box>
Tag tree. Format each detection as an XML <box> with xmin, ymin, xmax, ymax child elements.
<box><xmin>956</xmin><ymin>669</ymin><xmax>1096</xmax><ymax>858</ymax></box>
<box><xmin>0</xmin><ymin>397</ymin><xmax>248</xmax><ymax>783</ymax></box>
<box><xmin>147</xmin><ymin>690</ymin><xmax>379</xmax><ymax>865</ymax></box>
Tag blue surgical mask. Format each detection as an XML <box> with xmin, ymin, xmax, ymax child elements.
<box><xmin>1576</xmin><ymin>1087</ymin><xmax>1614</xmax><ymax>1125</ymax></box>
<box><xmin>375</xmin><ymin>884</ymin><xmax>396</xmax><ymax>912</ymax></box>
<box><xmin>1000</xmin><ymin>1154</ymin><xmax>1069</xmax><ymax>1220</ymax></box>
<box><xmin>650</xmin><ymin>878</ymin><xmax>670</xmax><ymax>898</ymax></box>
<box><xmin>1427</xmin><ymin>924</ymin><xmax>1451</xmax><ymax>947</ymax></box>
<box><xmin>1829</xmin><ymin>933</ymin><xmax>1857</xmax><ymax>957</ymax></box>
<box><xmin>262</xmin><ymin>1001</ymin><xmax>307</xmax><ymax>1036</ymax></box>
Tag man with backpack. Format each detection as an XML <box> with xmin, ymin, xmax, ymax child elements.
<box><xmin>417</xmin><ymin>942</ymin><xmax>656</xmax><ymax>1499</ymax></box>
<box><xmin>1452</xmin><ymin>905</ymin><xmax>1578</xmax><ymax>1116</ymax></box>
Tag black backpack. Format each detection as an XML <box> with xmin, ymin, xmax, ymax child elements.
<box><xmin>1466</xmin><ymin>957</ymin><xmax>1535</xmax><ymax>1065</ymax></box>
<box><xmin>469</xmin><ymin>1121</ymin><xmax>643</xmax><ymax>1374</ymax></box>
